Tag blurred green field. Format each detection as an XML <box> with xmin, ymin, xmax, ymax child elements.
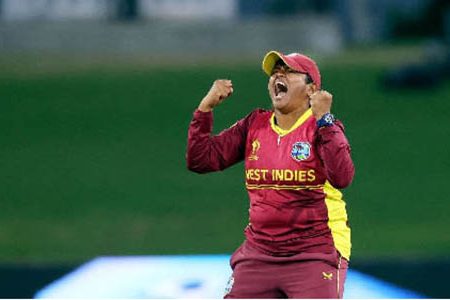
<box><xmin>0</xmin><ymin>48</ymin><xmax>449</xmax><ymax>264</ymax></box>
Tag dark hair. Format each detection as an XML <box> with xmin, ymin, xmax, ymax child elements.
<box><xmin>274</xmin><ymin>59</ymin><xmax>286</xmax><ymax>69</ymax></box>
<box><xmin>305</xmin><ymin>74</ymin><xmax>313</xmax><ymax>84</ymax></box>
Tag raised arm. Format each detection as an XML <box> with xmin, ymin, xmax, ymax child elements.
<box><xmin>311</xmin><ymin>91</ymin><xmax>355</xmax><ymax>188</ymax></box>
<box><xmin>186</xmin><ymin>79</ymin><xmax>252</xmax><ymax>173</ymax></box>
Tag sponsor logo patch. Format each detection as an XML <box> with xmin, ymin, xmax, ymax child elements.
<box><xmin>322</xmin><ymin>271</ymin><xmax>333</xmax><ymax>280</ymax></box>
<box><xmin>291</xmin><ymin>142</ymin><xmax>311</xmax><ymax>162</ymax></box>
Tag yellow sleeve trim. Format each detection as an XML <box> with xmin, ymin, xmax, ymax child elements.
<box><xmin>324</xmin><ymin>181</ymin><xmax>351</xmax><ymax>260</ymax></box>
<box><xmin>270</xmin><ymin>109</ymin><xmax>313</xmax><ymax>137</ymax></box>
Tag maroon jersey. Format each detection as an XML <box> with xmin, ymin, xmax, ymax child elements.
<box><xmin>187</xmin><ymin>108</ymin><xmax>354</xmax><ymax>259</ymax></box>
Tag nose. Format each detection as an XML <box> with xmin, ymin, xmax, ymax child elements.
<box><xmin>272</xmin><ymin>69</ymin><xmax>286</xmax><ymax>78</ymax></box>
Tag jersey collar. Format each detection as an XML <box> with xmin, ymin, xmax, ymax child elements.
<box><xmin>270</xmin><ymin>108</ymin><xmax>313</xmax><ymax>137</ymax></box>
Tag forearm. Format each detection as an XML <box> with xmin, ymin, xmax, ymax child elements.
<box><xmin>316</xmin><ymin>121</ymin><xmax>355</xmax><ymax>188</ymax></box>
<box><xmin>186</xmin><ymin>109</ymin><xmax>246</xmax><ymax>173</ymax></box>
<box><xmin>186</xmin><ymin>110</ymin><xmax>218</xmax><ymax>173</ymax></box>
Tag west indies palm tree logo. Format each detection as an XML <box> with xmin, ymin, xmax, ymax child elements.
<box><xmin>291</xmin><ymin>142</ymin><xmax>311</xmax><ymax>162</ymax></box>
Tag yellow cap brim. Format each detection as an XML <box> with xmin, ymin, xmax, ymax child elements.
<box><xmin>262</xmin><ymin>51</ymin><xmax>286</xmax><ymax>76</ymax></box>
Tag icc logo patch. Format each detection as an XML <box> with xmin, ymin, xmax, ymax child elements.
<box><xmin>291</xmin><ymin>142</ymin><xmax>311</xmax><ymax>162</ymax></box>
<box><xmin>248</xmin><ymin>139</ymin><xmax>260</xmax><ymax>161</ymax></box>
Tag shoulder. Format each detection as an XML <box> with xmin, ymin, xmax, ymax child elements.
<box><xmin>230</xmin><ymin>108</ymin><xmax>271</xmax><ymax>134</ymax></box>
<box><xmin>245</xmin><ymin>108</ymin><xmax>272</xmax><ymax>123</ymax></box>
<box><xmin>235</xmin><ymin>108</ymin><xmax>271</xmax><ymax>133</ymax></box>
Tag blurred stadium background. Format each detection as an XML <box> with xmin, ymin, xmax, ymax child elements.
<box><xmin>0</xmin><ymin>0</ymin><xmax>449</xmax><ymax>298</ymax></box>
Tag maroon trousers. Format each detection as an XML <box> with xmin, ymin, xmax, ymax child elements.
<box><xmin>224</xmin><ymin>241</ymin><xmax>348</xmax><ymax>299</ymax></box>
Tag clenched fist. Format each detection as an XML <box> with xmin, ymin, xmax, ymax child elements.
<box><xmin>310</xmin><ymin>90</ymin><xmax>333</xmax><ymax>120</ymax></box>
<box><xmin>198</xmin><ymin>79</ymin><xmax>234</xmax><ymax>112</ymax></box>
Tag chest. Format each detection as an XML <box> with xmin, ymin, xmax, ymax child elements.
<box><xmin>244</xmin><ymin>118</ymin><xmax>325</xmax><ymax>185</ymax></box>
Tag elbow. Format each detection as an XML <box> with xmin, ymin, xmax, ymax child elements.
<box><xmin>186</xmin><ymin>158</ymin><xmax>202</xmax><ymax>174</ymax></box>
<box><xmin>186</xmin><ymin>154</ymin><xmax>209</xmax><ymax>174</ymax></box>
<box><xmin>187</xmin><ymin>163</ymin><xmax>207</xmax><ymax>174</ymax></box>
<box><xmin>186</xmin><ymin>162</ymin><xmax>197</xmax><ymax>173</ymax></box>
<box><xmin>329</xmin><ymin>168</ymin><xmax>355</xmax><ymax>189</ymax></box>
<box><xmin>186</xmin><ymin>147</ymin><xmax>201</xmax><ymax>173</ymax></box>
<box><xmin>331</xmin><ymin>178</ymin><xmax>352</xmax><ymax>189</ymax></box>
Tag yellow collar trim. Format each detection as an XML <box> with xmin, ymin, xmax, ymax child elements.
<box><xmin>270</xmin><ymin>108</ymin><xmax>313</xmax><ymax>136</ymax></box>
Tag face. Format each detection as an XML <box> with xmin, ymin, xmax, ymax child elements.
<box><xmin>268</xmin><ymin>63</ymin><xmax>315</xmax><ymax>114</ymax></box>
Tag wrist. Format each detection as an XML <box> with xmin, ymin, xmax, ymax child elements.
<box><xmin>316</xmin><ymin>112</ymin><xmax>335</xmax><ymax>128</ymax></box>
<box><xmin>314</xmin><ymin>110</ymin><xmax>330</xmax><ymax>121</ymax></box>
<box><xmin>198</xmin><ymin>105</ymin><xmax>212</xmax><ymax>112</ymax></box>
<box><xmin>198</xmin><ymin>100</ymin><xmax>213</xmax><ymax>112</ymax></box>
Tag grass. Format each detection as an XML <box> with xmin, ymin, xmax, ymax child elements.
<box><xmin>0</xmin><ymin>47</ymin><xmax>449</xmax><ymax>263</ymax></box>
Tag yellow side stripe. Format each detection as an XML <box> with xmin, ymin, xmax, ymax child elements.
<box><xmin>324</xmin><ymin>181</ymin><xmax>351</xmax><ymax>260</ymax></box>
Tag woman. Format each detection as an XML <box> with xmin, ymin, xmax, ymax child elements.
<box><xmin>186</xmin><ymin>50</ymin><xmax>355</xmax><ymax>298</ymax></box>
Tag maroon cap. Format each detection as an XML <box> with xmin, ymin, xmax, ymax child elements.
<box><xmin>262</xmin><ymin>51</ymin><xmax>321</xmax><ymax>89</ymax></box>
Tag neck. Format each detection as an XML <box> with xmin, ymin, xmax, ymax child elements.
<box><xmin>274</xmin><ymin>102</ymin><xmax>310</xmax><ymax>130</ymax></box>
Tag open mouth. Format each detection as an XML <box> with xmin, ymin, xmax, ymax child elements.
<box><xmin>274</xmin><ymin>80</ymin><xmax>288</xmax><ymax>99</ymax></box>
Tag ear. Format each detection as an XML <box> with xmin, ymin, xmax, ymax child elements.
<box><xmin>306</xmin><ymin>83</ymin><xmax>317</xmax><ymax>98</ymax></box>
